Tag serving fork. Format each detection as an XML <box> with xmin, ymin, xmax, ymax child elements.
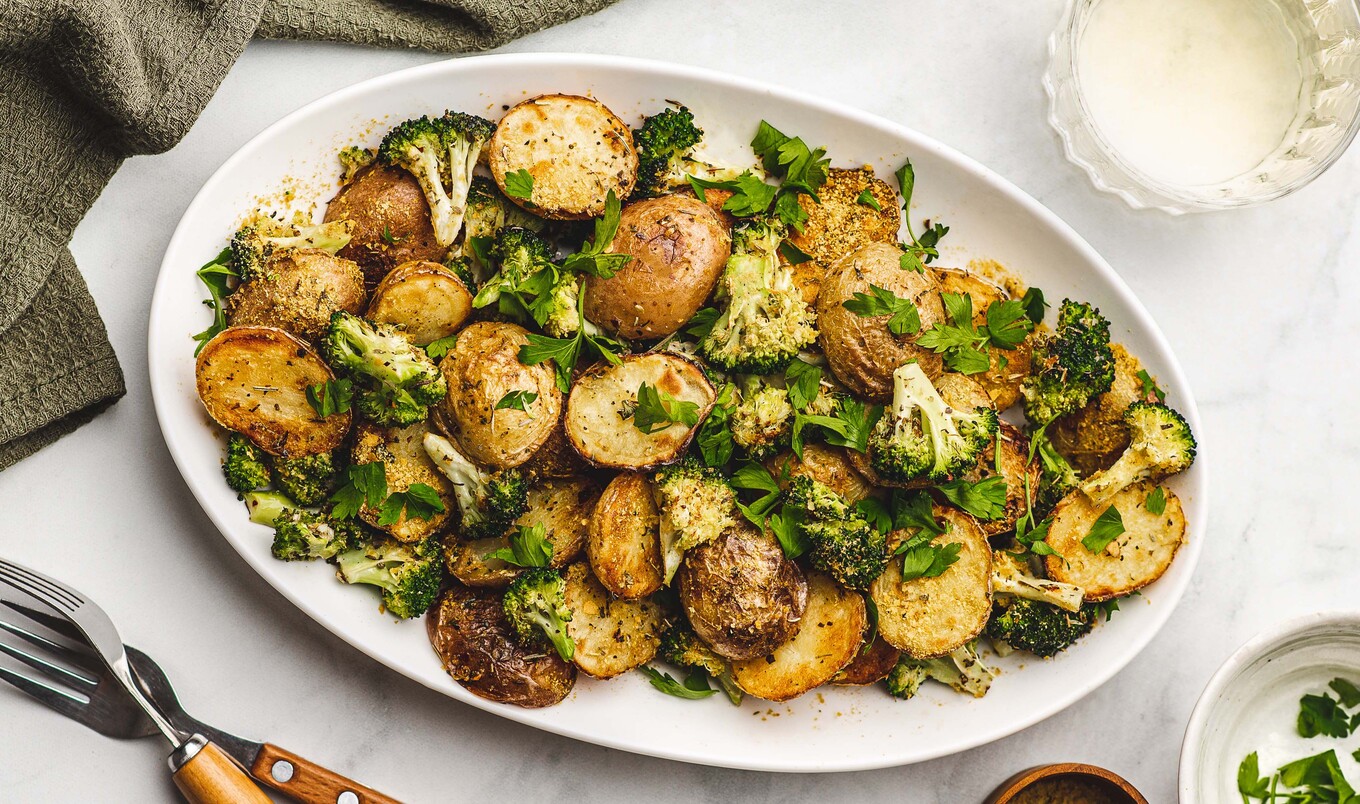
<box><xmin>0</xmin><ymin>558</ymin><xmax>397</xmax><ymax>803</ymax></box>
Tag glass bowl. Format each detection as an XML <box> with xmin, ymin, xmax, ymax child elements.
<box><xmin>1045</xmin><ymin>0</ymin><xmax>1360</xmax><ymax>214</ymax></box>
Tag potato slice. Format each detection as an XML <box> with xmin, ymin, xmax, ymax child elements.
<box><xmin>565</xmin><ymin>352</ymin><xmax>715</xmax><ymax>470</ymax></box>
<box><xmin>934</xmin><ymin>269</ymin><xmax>1034</xmax><ymax>411</ymax></box>
<box><xmin>427</xmin><ymin>583</ymin><xmax>576</xmax><ymax>708</ymax></box>
<box><xmin>871</xmin><ymin>507</ymin><xmax>992</xmax><ymax>658</ymax></box>
<box><xmin>366</xmin><ymin>260</ymin><xmax>473</xmax><ymax>345</ymax></box>
<box><xmin>767</xmin><ymin>443</ymin><xmax>875</xmax><ymax>504</ymax></box>
<box><xmin>350</xmin><ymin>421</ymin><xmax>453</xmax><ymax>542</ymax></box>
<box><xmin>587</xmin><ymin>473</ymin><xmax>663</xmax><ymax>599</ymax></box>
<box><xmin>488</xmin><ymin>94</ymin><xmax>637</xmax><ymax>220</ymax></box>
<box><xmin>830</xmin><ymin>635</ymin><xmax>901</xmax><ymax>686</ymax></box>
<box><xmin>787</xmin><ymin>167</ymin><xmax>901</xmax><ymax>305</ymax></box>
<box><xmin>1044</xmin><ymin>481</ymin><xmax>1186</xmax><ymax>601</ymax></box>
<box><xmin>731</xmin><ymin>572</ymin><xmax>866</xmax><ymax>702</ymax></box>
<box><xmin>444</xmin><ymin>477</ymin><xmax>598</xmax><ymax>587</ymax></box>
<box><xmin>195</xmin><ymin>326</ymin><xmax>349</xmax><ymax>458</ymax></box>
<box><xmin>436</xmin><ymin>321</ymin><xmax>562</xmax><ymax>469</ymax></box>
<box><xmin>562</xmin><ymin>562</ymin><xmax>664</xmax><ymax>679</ymax></box>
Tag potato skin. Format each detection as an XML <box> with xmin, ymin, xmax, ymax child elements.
<box><xmin>1050</xmin><ymin>343</ymin><xmax>1149</xmax><ymax>476</ymax></box>
<box><xmin>436</xmin><ymin>322</ymin><xmax>562</xmax><ymax>469</ymax></box>
<box><xmin>365</xmin><ymin>260</ymin><xmax>473</xmax><ymax>346</ymax></box>
<box><xmin>817</xmin><ymin>242</ymin><xmax>947</xmax><ymax>401</ymax></box>
<box><xmin>678</xmin><ymin>525</ymin><xmax>808</xmax><ymax>661</ymax></box>
<box><xmin>830</xmin><ymin>635</ymin><xmax>901</xmax><ymax>686</ymax></box>
<box><xmin>489</xmin><ymin>94</ymin><xmax>637</xmax><ymax>220</ymax></box>
<box><xmin>444</xmin><ymin>477</ymin><xmax>598</xmax><ymax>587</ymax></box>
<box><xmin>195</xmin><ymin>326</ymin><xmax>350</xmax><ymax>458</ymax></box>
<box><xmin>587</xmin><ymin>473</ymin><xmax>663</xmax><ymax>599</ymax></box>
<box><xmin>787</xmin><ymin>167</ymin><xmax>902</xmax><ymax>305</ymax></box>
<box><xmin>583</xmin><ymin>195</ymin><xmax>731</xmax><ymax>339</ymax></box>
<box><xmin>767</xmin><ymin>444</ymin><xmax>875</xmax><ymax>504</ymax></box>
<box><xmin>324</xmin><ymin>164</ymin><xmax>445</xmax><ymax>286</ymax></box>
<box><xmin>224</xmin><ymin>249</ymin><xmax>366</xmax><ymax>342</ymax></box>
<box><xmin>350</xmin><ymin>421</ymin><xmax>453</xmax><ymax>542</ymax></box>
<box><xmin>1044</xmin><ymin>481</ymin><xmax>1186</xmax><ymax>601</ymax></box>
<box><xmin>562</xmin><ymin>562</ymin><xmax>664</xmax><ymax>679</ymax></box>
<box><xmin>934</xmin><ymin>268</ymin><xmax>1034</xmax><ymax>411</ymax></box>
<box><xmin>427</xmin><ymin>583</ymin><xmax>576</xmax><ymax>708</ymax></box>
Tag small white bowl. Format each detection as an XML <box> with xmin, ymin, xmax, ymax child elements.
<box><xmin>1180</xmin><ymin>612</ymin><xmax>1360</xmax><ymax>802</ymax></box>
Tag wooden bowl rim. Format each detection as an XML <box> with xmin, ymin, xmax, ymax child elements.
<box><xmin>984</xmin><ymin>762</ymin><xmax>1148</xmax><ymax>804</ymax></box>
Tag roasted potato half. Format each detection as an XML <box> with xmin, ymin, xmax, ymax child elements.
<box><xmin>517</xmin><ymin>425</ymin><xmax>589</xmax><ymax>481</ymax></box>
<box><xmin>678</xmin><ymin>525</ymin><xmax>808</xmax><ymax>661</ymax></box>
<box><xmin>1050</xmin><ymin>343</ymin><xmax>1151</xmax><ymax>476</ymax></box>
<box><xmin>731</xmin><ymin>572</ymin><xmax>866</xmax><ymax>702</ymax></box>
<box><xmin>489</xmin><ymin>94</ymin><xmax>637</xmax><ymax>220</ymax></box>
<box><xmin>437</xmin><ymin>321</ymin><xmax>562</xmax><ymax>469</ymax></box>
<box><xmin>365</xmin><ymin>260</ymin><xmax>473</xmax><ymax>345</ymax></box>
<box><xmin>587</xmin><ymin>473</ymin><xmax>663</xmax><ymax>599</ymax></box>
<box><xmin>350</xmin><ymin>421</ymin><xmax>453</xmax><ymax>542</ymax></box>
<box><xmin>445</xmin><ymin>477</ymin><xmax>598</xmax><ymax>587</ymax></box>
<box><xmin>427</xmin><ymin>583</ymin><xmax>576</xmax><ymax>708</ymax></box>
<box><xmin>565</xmin><ymin>352</ymin><xmax>716</xmax><ymax>470</ymax></box>
<box><xmin>831</xmin><ymin>635</ymin><xmax>901</xmax><ymax>686</ymax></box>
<box><xmin>934</xmin><ymin>268</ymin><xmax>1034</xmax><ymax>411</ymax></box>
<box><xmin>787</xmin><ymin>167</ymin><xmax>901</xmax><ymax>305</ymax></box>
<box><xmin>324</xmin><ymin>164</ymin><xmax>445</xmax><ymax>286</ymax></box>
<box><xmin>871</xmin><ymin>507</ymin><xmax>992</xmax><ymax>658</ymax></box>
<box><xmin>562</xmin><ymin>562</ymin><xmax>664</xmax><ymax>679</ymax></box>
<box><xmin>224</xmin><ymin>249</ymin><xmax>366</xmax><ymax>342</ymax></box>
<box><xmin>582</xmin><ymin>195</ymin><xmax>731</xmax><ymax>339</ymax></box>
<box><xmin>1045</xmin><ymin>481</ymin><xmax>1186</xmax><ymax>601</ymax></box>
<box><xmin>816</xmin><ymin>242</ymin><xmax>947</xmax><ymax>401</ymax></box>
<box><xmin>195</xmin><ymin>326</ymin><xmax>350</xmax><ymax>458</ymax></box>
<box><xmin>767</xmin><ymin>443</ymin><xmax>875</xmax><ymax>504</ymax></box>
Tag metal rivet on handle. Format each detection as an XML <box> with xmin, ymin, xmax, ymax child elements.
<box><xmin>271</xmin><ymin>760</ymin><xmax>295</xmax><ymax>783</ymax></box>
<box><xmin>337</xmin><ymin>792</ymin><xmax>359</xmax><ymax>804</ymax></box>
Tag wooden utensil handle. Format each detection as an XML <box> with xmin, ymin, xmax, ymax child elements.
<box><xmin>171</xmin><ymin>739</ymin><xmax>272</xmax><ymax>804</ymax></box>
<box><xmin>251</xmin><ymin>743</ymin><xmax>401</xmax><ymax>804</ymax></box>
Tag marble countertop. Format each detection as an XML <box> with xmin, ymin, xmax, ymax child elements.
<box><xmin>5</xmin><ymin>0</ymin><xmax>1356</xmax><ymax>800</ymax></box>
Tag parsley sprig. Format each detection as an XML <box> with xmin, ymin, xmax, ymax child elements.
<box><xmin>632</xmin><ymin>382</ymin><xmax>700</xmax><ymax>434</ymax></box>
<box><xmin>191</xmin><ymin>247</ymin><xmax>236</xmax><ymax>355</ymax></box>
<box><xmin>917</xmin><ymin>292</ymin><xmax>1035</xmax><ymax>375</ymax></box>
<box><xmin>894</xmin><ymin>160</ymin><xmax>950</xmax><ymax>267</ymax></box>
<box><xmin>687</xmin><ymin>120</ymin><xmax>830</xmax><ymax>232</ymax></box>
<box><xmin>842</xmin><ymin>284</ymin><xmax>922</xmax><ymax>336</ymax></box>
<box><xmin>329</xmin><ymin>462</ymin><xmax>444</xmax><ymax>525</ymax></box>
<box><xmin>891</xmin><ymin>491</ymin><xmax>960</xmax><ymax>582</ymax></box>
<box><xmin>484</xmin><ymin>523</ymin><xmax>553</xmax><ymax>568</ymax></box>
<box><xmin>1239</xmin><ymin>678</ymin><xmax>1360</xmax><ymax>802</ymax></box>
<box><xmin>306</xmin><ymin>379</ymin><xmax>353</xmax><ymax>418</ymax></box>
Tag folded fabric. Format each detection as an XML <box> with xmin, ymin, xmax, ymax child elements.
<box><xmin>0</xmin><ymin>0</ymin><xmax>616</xmax><ymax>470</ymax></box>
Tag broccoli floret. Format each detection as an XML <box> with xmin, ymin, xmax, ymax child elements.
<box><xmin>986</xmin><ymin>598</ymin><xmax>1097</xmax><ymax>658</ymax></box>
<box><xmin>991</xmin><ymin>551</ymin><xmax>1085</xmax><ymax>612</ymax></box>
<box><xmin>442</xmin><ymin>254</ymin><xmax>478</xmax><ymax>292</ymax></box>
<box><xmin>273</xmin><ymin>451</ymin><xmax>339</xmax><ymax>507</ymax></box>
<box><xmin>654</xmin><ymin>458</ymin><xmax>741</xmax><ymax>584</ymax></box>
<box><xmin>886</xmin><ymin>641</ymin><xmax>995</xmax><ymax>700</ymax></box>
<box><xmin>324</xmin><ymin>311</ymin><xmax>447</xmax><ymax>426</ymax></box>
<box><xmin>462</xmin><ymin>177</ymin><xmax>548</xmax><ymax>281</ymax></box>
<box><xmin>533</xmin><ymin>272</ymin><xmax>589</xmax><ymax>338</ymax></box>
<box><xmin>869</xmin><ymin>361</ymin><xmax>999</xmax><ymax>483</ymax></box>
<box><xmin>698</xmin><ymin>218</ymin><xmax>817</xmax><ymax>375</ymax></box>
<box><xmin>336</xmin><ymin>538</ymin><xmax>441</xmax><ymax>619</ymax></box>
<box><xmin>377</xmin><ymin>112</ymin><xmax>494</xmax><ymax>248</ymax></box>
<box><xmin>271</xmin><ymin>508</ymin><xmax>360</xmax><ymax>562</ymax></box>
<box><xmin>1079</xmin><ymin>401</ymin><xmax>1197</xmax><ymax>504</ymax></box>
<box><xmin>503</xmin><ymin>568</ymin><xmax>574</xmax><ymax>661</ymax></box>
<box><xmin>1022</xmin><ymin>300</ymin><xmax>1116</xmax><ymax>427</ymax></box>
<box><xmin>230</xmin><ymin>219</ymin><xmax>354</xmax><ymax>281</ymax></box>
<box><xmin>243</xmin><ymin>490</ymin><xmax>294</xmax><ymax>526</ymax></box>
<box><xmin>632</xmin><ymin>106</ymin><xmax>753</xmax><ymax>198</ymax></box>
<box><xmin>223</xmin><ymin>433</ymin><xmax>271</xmax><ymax>492</ymax></box>
<box><xmin>659</xmin><ymin>622</ymin><xmax>742</xmax><ymax>704</ymax></box>
<box><xmin>423</xmin><ymin>433</ymin><xmax>529</xmax><ymax>540</ymax></box>
<box><xmin>472</xmin><ymin>226</ymin><xmax>556</xmax><ymax>310</ymax></box>
<box><xmin>783</xmin><ymin>475</ymin><xmax>851</xmax><ymax>520</ymax></box>
<box><xmin>730</xmin><ymin>374</ymin><xmax>794</xmax><ymax>458</ymax></box>
<box><xmin>338</xmin><ymin>145</ymin><xmax>375</xmax><ymax>183</ymax></box>
<box><xmin>785</xmin><ymin>477</ymin><xmax>886</xmax><ymax>589</ymax></box>
<box><xmin>1033</xmin><ymin>429</ymin><xmax>1080</xmax><ymax>518</ymax></box>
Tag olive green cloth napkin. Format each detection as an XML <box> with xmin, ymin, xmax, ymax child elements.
<box><xmin>0</xmin><ymin>0</ymin><xmax>615</xmax><ymax>471</ymax></box>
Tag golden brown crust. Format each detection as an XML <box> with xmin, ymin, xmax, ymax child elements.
<box><xmin>325</xmin><ymin>164</ymin><xmax>445</xmax><ymax>286</ymax></box>
<box><xmin>350</xmin><ymin>421</ymin><xmax>453</xmax><ymax>542</ymax></box>
<box><xmin>830</xmin><ymin>635</ymin><xmax>901</xmax><ymax>686</ymax></box>
<box><xmin>195</xmin><ymin>326</ymin><xmax>350</xmax><ymax>458</ymax></box>
<box><xmin>587</xmin><ymin>473</ymin><xmax>664</xmax><ymax>599</ymax></box>
<box><xmin>562</xmin><ymin>562</ymin><xmax>664</xmax><ymax>679</ymax></box>
<box><xmin>444</xmin><ymin>477</ymin><xmax>598</xmax><ymax>585</ymax></box>
<box><xmin>766</xmin><ymin>444</ymin><xmax>876</xmax><ymax>504</ymax></box>
<box><xmin>1044</xmin><ymin>482</ymin><xmax>1186</xmax><ymax>601</ymax></box>
<box><xmin>583</xmin><ymin>195</ymin><xmax>731</xmax><ymax>339</ymax></box>
<box><xmin>788</xmin><ymin>167</ymin><xmax>901</xmax><ymax>305</ymax></box>
<box><xmin>224</xmin><ymin>249</ymin><xmax>366</xmax><ymax>342</ymax></box>
<box><xmin>365</xmin><ymin>260</ymin><xmax>473</xmax><ymax>346</ymax></box>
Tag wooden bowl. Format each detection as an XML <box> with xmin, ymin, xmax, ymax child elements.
<box><xmin>985</xmin><ymin>763</ymin><xmax>1147</xmax><ymax>803</ymax></box>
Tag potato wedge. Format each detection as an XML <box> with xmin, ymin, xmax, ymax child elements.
<box><xmin>195</xmin><ymin>326</ymin><xmax>349</xmax><ymax>458</ymax></box>
<box><xmin>427</xmin><ymin>583</ymin><xmax>576</xmax><ymax>708</ymax></box>
<box><xmin>565</xmin><ymin>352</ymin><xmax>716</xmax><ymax>470</ymax></box>
<box><xmin>489</xmin><ymin>94</ymin><xmax>637</xmax><ymax>220</ymax></box>
<box><xmin>350</xmin><ymin>421</ymin><xmax>453</xmax><ymax>542</ymax></box>
<box><xmin>731</xmin><ymin>572</ymin><xmax>866</xmax><ymax>702</ymax></box>
<box><xmin>816</xmin><ymin>242</ymin><xmax>947</xmax><ymax>401</ymax></box>
<box><xmin>366</xmin><ymin>260</ymin><xmax>473</xmax><ymax>345</ymax></box>
<box><xmin>224</xmin><ymin>249</ymin><xmax>367</xmax><ymax>342</ymax></box>
<box><xmin>767</xmin><ymin>444</ymin><xmax>875</xmax><ymax>504</ymax></box>
<box><xmin>831</xmin><ymin>635</ymin><xmax>901</xmax><ymax>686</ymax></box>
<box><xmin>678</xmin><ymin>525</ymin><xmax>808</xmax><ymax>661</ymax></box>
<box><xmin>562</xmin><ymin>562</ymin><xmax>664</xmax><ymax>679</ymax></box>
<box><xmin>325</xmin><ymin>164</ymin><xmax>445</xmax><ymax>286</ymax></box>
<box><xmin>934</xmin><ymin>269</ymin><xmax>1034</xmax><ymax>411</ymax></box>
<box><xmin>437</xmin><ymin>321</ymin><xmax>562</xmax><ymax>469</ymax></box>
<box><xmin>1045</xmin><ymin>481</ymin><xmax>1186</xmax><ymax>601</ymax></box>
<box><xmin>787</xmin><ymin>167</ymin><xmax>901</xmax><ymax>305</ymax></box>
<box><xmin>583</xmin><ymin>195</ymin><xmax>731</xmax><ymax>339</ymax></box>
<box><xmin>871</xmin><ymin>507</ymin><xmax>992</xmax><ymax>658</ymax></box>
<box><xmin>587</xmin><ymin>473</ymin><xmax>663</xmax><ymax>599</ymax></box>
<box><xmin>1050</xmin><ymin>343</ymin><xmax>1150</xmax><ymax>475</ymax></box>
